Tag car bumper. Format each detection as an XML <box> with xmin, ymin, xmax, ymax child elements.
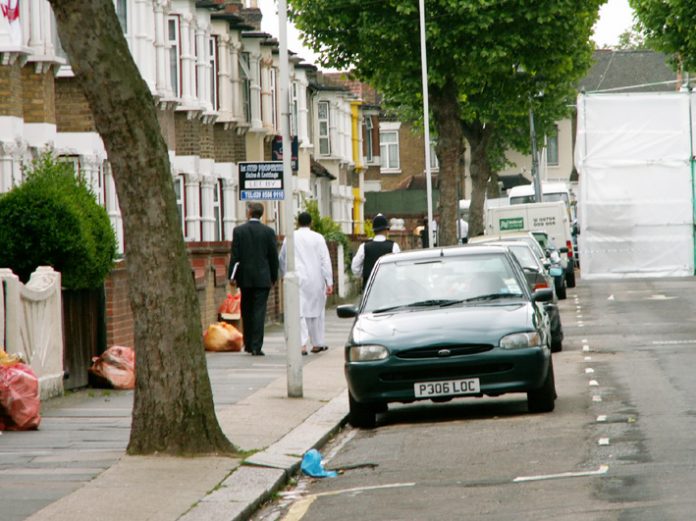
<box><xmin>345</xmin><ymin>347</ymin><xmax>551</xmax><ymax>405</ymax></box>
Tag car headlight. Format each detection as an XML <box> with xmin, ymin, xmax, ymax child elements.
<box><xmin>348</xmin><ymin>344</ymin><xmax>389</xmax><ymax>362</ymax></box>
<box><xmin>499</xmin><ymin>332</ymin><xmax>542</xmax><ymax>349</ymax></box>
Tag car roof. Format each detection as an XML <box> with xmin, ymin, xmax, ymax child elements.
<box><xmin>376</xmin><ymin>244</ymin><xmax>511</xmax><ymax>265</ymax></box>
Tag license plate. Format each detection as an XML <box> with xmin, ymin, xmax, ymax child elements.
<box><xmin>414</xmin><ymin>378</ymin><xmax>480</xmax><ymax>398</ymax></box>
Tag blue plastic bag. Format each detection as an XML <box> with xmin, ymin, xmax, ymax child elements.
<box><xmin>300</xmin><ymin>449</ymin><xmax>338</xmax><ymax>478</ymax></box>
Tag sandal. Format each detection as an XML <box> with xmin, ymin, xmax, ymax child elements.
<box><xmin>302</xmin><ymin>350</ymin><xmax>308</xmax><ymax>356</ymax></box>
<box><xmin>311</xmin><ymin>346</ymin><xmax>328</xmax><ymax>353</ymax></box>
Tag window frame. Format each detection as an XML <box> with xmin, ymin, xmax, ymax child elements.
<box><xmin>239</xmin><ymin>52</ymin><xmax>252</xmax><ymax>124</ymax></box>
<box><xmin>546</xmin><ymin>125</ymin><xmax>559</xmax><ymax>166</ymax></box>
<box><xmin>318</xmin><ymin>100</ymin><xmax>331</xmax><ymax>156</ymax></box>
<box><xmin>379</xmin><ymin>129</ymin><xmax>400</xmax><ymax>172</ymax></box>
<box><xmin>167</xmin><ymin>15</ymin><xmax>181</xmax><ymax>98</ymax></box>
<box><xmin>208</xmin><ymin>36</ymin><xmax>218</xmax><ymax>110</ymax></box>
<box><xmin>115</xmin><ymin>0</ymin><xmax>128</xmax><ymax>35</ymax></box>
<box><xmin>213</xmin><ymin>180</ymin><xmax>223</xmax><ymax>241</ymax></box>
<box><xmin>364</xmin><ymin>116</ymin><xmax>373</xmax><ymax>163</ymax></box>
<box><xmin>174</xmin><ymin>175</ymin><xmax>186</xmax><ymax>238</ymax></box>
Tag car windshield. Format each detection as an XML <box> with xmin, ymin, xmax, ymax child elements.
<box><xmin>363</xmin><ymin>253</ymin><xmax>525</xmax><ymax>313</ymax></box>
<box><xmin>507</xmin><ymin>244</ymin><xmax>539</xmax><ymax>270</ymax></box>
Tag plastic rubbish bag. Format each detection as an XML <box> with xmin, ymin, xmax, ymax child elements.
<box><xmin>300</xmin><ymin>449</ymin><xmax>338</xmax><ymax>478</ymax></box>
<box><xmin>204</xmin><ymin>322</ymin><xmax>243</xmax><ymax>352</ymax></box>
<box><xmin>218</xmin><ymin>291</ymin><xmax>241</xmax><ymax>318</ymax></box>
<box><xmin>89</xmin><ymin>346</ymin><xmax>136</xmax><ymax>390</ymax></box>
<box><xmin>0</xmin><ymin>360</ymin><xmax>41</xmax><ymax>431</ymax></box>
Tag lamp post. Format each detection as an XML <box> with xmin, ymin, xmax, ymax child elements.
<box><xmin>528</xmin><ymin>100</ymin><xmax>543</xmax><ymax>203</ymax></box>
<box><xmin>418</xmin><ymin>0</ymin><xmax>434</xmax><ymax>247</ymax></box>
<box><xmin>279</xmin><ymin>0</ymin><xmax>303</xmax><ymax>397</ymax></box>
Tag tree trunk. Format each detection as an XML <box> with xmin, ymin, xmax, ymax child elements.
<box><xmin>49</xmin><ymin>1</ymin><xmax>235</xmax><ymax>455</ymax></box>
<box><xmin>431</xmin><ymin>82</ymin><xmax>466</xmax><ymax>246</ymax></box>
<box><xmin>466</xmin><ymin>125</ymin><xmax>493</xmax><ymax>238</ymax></box>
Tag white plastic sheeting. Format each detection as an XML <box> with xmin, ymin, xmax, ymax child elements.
<box><xmin>575</xmin><ymin>93</ymin><xmax>694</xmax><ymax>279</ymax></box>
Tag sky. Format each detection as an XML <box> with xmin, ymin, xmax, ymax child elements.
<box><xmin>259</xmin><ymin>0</ymin><xmax>636</xmax><ymax>69</ymax></box>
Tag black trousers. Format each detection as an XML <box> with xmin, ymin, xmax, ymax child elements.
<box><xmin>239</xmin><ymin>287</ymin><xmax>271</xmax><ymax>354</ymax></box>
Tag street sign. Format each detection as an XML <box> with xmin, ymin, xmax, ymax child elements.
<box><xmin>238</xmin><ymin>161</ymin><xmax>284</xmax><ymax>200</ymax></box>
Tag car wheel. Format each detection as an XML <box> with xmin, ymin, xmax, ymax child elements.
<box><xmin>348</xmin><ymin>392</ymin><xmax>377</xmax><ymax>429</ymax></box>
<box><xmin>566</xmin><ymin>268</ymin><xmax>576</xmax><ymax>288</ymax></box>
<box><xmin>555</xmin><ymin>277</ymin><xmax>567</xmax><ymax>300</ymax></box>
<box><xmin>551</xmin><ymin>336</ymin><xmax>563</xmax><ymax>353</ymax></box>
<box><xmin>527</xmin><ymin>359</ymin><xmax>556</xmax><ymax>413</ymax></box>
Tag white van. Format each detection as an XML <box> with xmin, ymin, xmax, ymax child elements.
<box><xmin>508</xmin><ymin>182</ymin><xmax>571</xmax><ymax>206</ymax></box>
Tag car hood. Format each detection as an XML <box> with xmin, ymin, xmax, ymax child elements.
<box><xmin>350</xmin><ymin>303</ymin><xmax>536</xmax><ymax>349</ymax></box>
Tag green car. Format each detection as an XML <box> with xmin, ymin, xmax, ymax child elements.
<box><xmin>337</xmin><ymin>245</ymin><xmax>556</xmax><ymax>428</ymax></box>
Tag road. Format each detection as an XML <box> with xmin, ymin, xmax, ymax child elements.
<box><xmin>254</xmin><ymin>277</ymin><xmax>696</xmax><ymax>521</ymax></box>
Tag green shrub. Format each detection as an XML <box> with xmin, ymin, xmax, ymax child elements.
<box><xmin>301</xmin><ymin>199</ymin><xmax>351</xmax><ymax>268</ymax></box>
<box><xmin>0</xmin><ymin>153</ymin><xmax>117</xmax><ymax>289</ymax></box>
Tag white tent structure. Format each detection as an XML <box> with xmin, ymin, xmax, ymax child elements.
<box><xmin>575</xmin><ymin>93</ymin><xmax>695</xmax><ymax>279</ymax></box>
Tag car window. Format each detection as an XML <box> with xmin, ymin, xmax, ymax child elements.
<box><xmin>508</xmin><ymin>244</ymin><xmax>539</xmax><ymax>269</ymax></box>
<box><xmin>363</xmin><ymin>253</ymin><xmax>524</xmax><ymax>313</ymax></box>
<box><xmin>532</xmin><ymin>232</ymin><xmax>549</xmax><ymax>250</ymax></box>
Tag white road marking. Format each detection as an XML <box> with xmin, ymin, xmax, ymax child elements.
<box><xmin>585</xmin><ymin>368</ymin><xmax>594</xmax><ymax>374</ymax></box>
<box><xmin>652</xmin><ymin>339</ymin><xmax>696</xmax><ymax>345</ymax></box>
<box><xmin>582</xmin><ymin>339</ymin><xmax>588</xmax><ymax>343</ymax></box>
<box><xmin>514</xmin><ymin>465</ymin><xmax>609</xmax><ymax>483</ymax></box>
<box><xmin>584</xmin><ymin>356</ymin><xmax>592</xmax><ymax>362</ymax></box>
<box><xmin>598</xmin><ymin>438</ymin><xmax>610</xmax><ymax>446</ymax></box>
<box><xmin>646</xmin><ymin>294</ymin><xmax>676</xmax><ymax>301</ymax></box>
<box><xmin>577</xmin><ymin>314</ymin><xmax>584</xmax><ymax>319</ymax></box>
<box><xmin>597</xmin><ymin>415</ymin><xmax>607</xmax><ymax>422</ymax></box>
<box><xmin>583</xmin><ymin>345</ymin><xmax>590</xmax><ymax>352</ymax></box>
<box><xmin>592</xmin><ymin>395</ymin><xmax>602</xmax><ymax>402</ymax></box>
<box><xmin>607</xmin><ymin>294</ymin><xmax>614</xmax><ymax>300</ymax></box>
<box><xmin>589</xmin><ymin>380</ymin><xmax>599</xmax><ymax>387</ymax></box>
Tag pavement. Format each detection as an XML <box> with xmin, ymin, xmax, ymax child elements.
<box><xmin>0</xmin><ymin>307</ymin><xmax>355</xmax><ymax>521</ymax></box>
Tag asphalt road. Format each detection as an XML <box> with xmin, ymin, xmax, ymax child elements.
<box><xmin>254</xmin><ymin>276</ymin><xmax>696</xmax><ymax>521</ymax></box>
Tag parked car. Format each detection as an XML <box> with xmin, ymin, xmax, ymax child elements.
<box><xmin>531</xmin><ymin>230</ymin><xmax>576</xmax><ymax>289</ymax></box>
<box><xmin>336</xmin><ymin>245</ymin><xmax>556</xmax><ymax>428</ymax></box>
<box><xmin>470</xmin><ymin>232</ymin><xmax>567</xmax><ymax>299</ymax></box>
<box><xmin>476</xmin><ymin>241</ymin><xmax>563</xmax><ymax>352</ymax></box>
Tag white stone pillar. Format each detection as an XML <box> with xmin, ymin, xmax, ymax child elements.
<box><xmin>29</xmin><ymin>0</ymin><xmax>43</xmax><ymax>51</ymax></box>
<box><xmin>200</xmin><ymin>175</ymin><xmax>215</xmax><ymax>240</ymax></box>
<box><xmin>195</xmin><ymin>23</ymin><xmax>208</xmax><ymax>110</ymax></box>
<box><xmin>217</xmin><ymin>35</ymin><xmax>232</xmax><ymax>119</ymax></box>
<box><xmin>230</xmin><ymin>41</ymin><xmax>242</xmax><ymax>121</ymax></box>
<box><xmin>185</xmin><ymin>173</ymin><xmax>201</xmax><ymax>241</ymax></box>
<box><xmin>250</xmin><ymin>52</ymin><xmax>262</xmax><ymax>129</ymax></box>
<box><xmin>0</xmin><ymin>141</ymin><xmax>16</xmax><ymax>193</ymax></box>
<box><xmin>104</xmin><ymin>163</ymin><xmax>124</xmax><ymax>254</ymax></box>
<box><xmin>261</xmin><ymin>57</ymin><xmax>272</xmax><ymax>130</ymax></box>
<box><xmin>154</xmin><ymin>0</ymin><xmax>168</xmax><ymax>96</ymax></box>
<box><xmin>180</xmin><ymin>13</ymin><xmax>194</xmax><ymax>104</ymax></box>
<box><xmin>297</xmin><ymin>77</ymin><xmax>310</xmax><ymax>145</ymax></box>
<box><xmin>221</xmin><ymin>177</ymin><xmax>237</xmax><ymax>239</ymax></box>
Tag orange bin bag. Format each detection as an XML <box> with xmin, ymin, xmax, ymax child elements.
<box><xmin>0</xmin><ymin>362</ymin><xmax>41</xmax><ymax>431</ymax></box>
<box><xmin>204</xmin><ymin>322</ymin><xmax>243</xmax><ymax>352</ymax></box>
<box><xmin>89</xmin><ymin>346</ymin><xmax>136</xmax><ymax>390</ymax></box>
<box><xmin>218</xmin><ymin>291</ymin><xmax>241</xmax><ymax>317</ymax></box>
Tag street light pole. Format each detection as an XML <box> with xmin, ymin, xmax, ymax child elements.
<box><xmin>529</xmin><ymin>102</ymin><xmax>543</xmax><ymax>203</ymax></box>
<box><xmin>418</xmin><ymin>0</ymin><xmax>434</xmax><ymax>248</ymax></box>
<box><xmin>279</xmin><ymin>0</ymin><xmax>303</xmax><ymax>397</ymax></box>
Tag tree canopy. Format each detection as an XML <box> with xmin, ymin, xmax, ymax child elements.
<box><xmin>631</xmin><ymin>0</ymin><xmax>696</xmax><ymax>69</ymax></box>
<box><xmin>290</xmin><ymin>0</ymin><xmax>602</xmax><ymax>240</ymax></box>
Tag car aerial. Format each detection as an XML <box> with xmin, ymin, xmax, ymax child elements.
<box><xmin>336</xmin><ymin>245</ymin><xmax>557</xmax><ymax>428</ymax></box>
<box><xmin>472</xmin><ymin>241</ymin><xmax>563</xmax><ymax>352</ymax></box>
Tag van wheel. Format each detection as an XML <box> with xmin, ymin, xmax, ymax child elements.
<box><xmin>348</xmin><ymin>392</ymin><xmax>376</xmax><ymax>429</ymax></box>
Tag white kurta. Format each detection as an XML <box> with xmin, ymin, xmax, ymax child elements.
<box><xmin>279</xmin><ymin>227</ymin><xmax>333</xmax><ymax>318</ymax></box>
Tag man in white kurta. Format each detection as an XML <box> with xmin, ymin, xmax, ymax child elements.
<box><xmin>279</xmin><ymin>212</ymin><xmax>333</xmax><ymax>354</ymax></box>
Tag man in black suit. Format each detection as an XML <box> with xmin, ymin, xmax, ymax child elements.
<box><xmin>228</xmin><ymin>202</ymin><xmax>279</xmax><ymax>356</ymax></box>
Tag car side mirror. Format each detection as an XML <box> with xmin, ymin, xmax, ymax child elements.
<box><xmin>532</xmin><ymin>288</ymin><xmax>554</xmax><ymax>303</ymax></box>
<box><xmin>336</xmin><ymin>304</ymin><xmax>359</xmax><ymax>318</ymax></box>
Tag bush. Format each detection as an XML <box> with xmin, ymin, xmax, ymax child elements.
<box><xmin>301</xmin><ymin>199</ymin><xmax>351</xmax><ymax>267</ymax></box>
<box><xmin>0</xmin><ymin>153</ymin><xmax>117</xmax><ymax>289</ymax></box>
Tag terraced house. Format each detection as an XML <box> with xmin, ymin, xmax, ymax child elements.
<box><xmin>0</xmin><ymin>0</ymin><xmax>368</xmax><ymax>355</ymax></box>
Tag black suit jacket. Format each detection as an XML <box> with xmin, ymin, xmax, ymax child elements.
<box><xmin>228</xmin><ymin>220</ymin><xmax>279</xmax><ymax>288</ymax></box>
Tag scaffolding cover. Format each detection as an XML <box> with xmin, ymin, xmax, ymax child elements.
<box><xmin>575</xmin><ymin>93</ymin><xmax>694</xmax><ymax>279</ymax></box>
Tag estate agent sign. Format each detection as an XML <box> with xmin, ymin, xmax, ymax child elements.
<box><xmin>238</xmin><ymin>161</ymin><xmax>284</xmax><ymax>201</ymax></box>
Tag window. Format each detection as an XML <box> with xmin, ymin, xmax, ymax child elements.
<box><xmin>318</xmin><ymin>101</ymin><xmax>331</xmax><ymax>156</ymax></box>
<box><xmin>209</xmin><ymin>36</ymin><xmax>218</xmax><ymax>110</ymax></box>
<box><xmin>239</xmin><ymin>52</ymin><xmax>252</xmax><ymax>123</ymax></box>
<box><xmin>546</xmin><ymin>126</ymin><xmax>559</xmax><ymax>166</ymax></box>
<box><xmin>364</xmin><ymin>117</ymin><xmax>373</xmax><ymax>163</ymax></box>
<box><xmin>429</xmin><ymin>141</ymin><xmax>439</xmax><ymax>171</ymax></box>
<box><xmin>380</xmin><ymin>130</ymin><xmax>400</xmax><ymax>170</ymax></box>
<box><xmin>59</xmin><ymin>156</ymin><xmax>80</xmax><ymax>176</ymax></box>
<box><xmin>167</xmin><ymin>16</ymin><xmax>180</xmax><ymax>97</ymax></box>
<box><xmin>290</xmin><ymin>82</ymin><xmax>298</xmax><ymax>137</ymax></box>
<box><xmin>115</xmin><ymin>0</ymin><xmax>128</xmax><ymax>34</ymax></box>
<box><xmin>174</xmin><ymin>175</ymin><xmax>185</xmax><ymax>236</ymax></box>
<box><xmin>213</xmin><ymin>180</ymin><xmax>222</xmax><ymax>241</ymax></box>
